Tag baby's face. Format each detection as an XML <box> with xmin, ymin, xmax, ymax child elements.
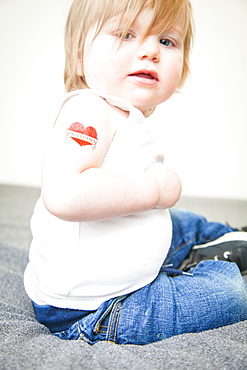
<box><xmin>81</xmin><ymin>8</ymin><xmax>184</xmax><ymax>115</ymax></box>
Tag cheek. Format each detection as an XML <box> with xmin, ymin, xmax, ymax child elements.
<box><xmin>84</xmin><ymin>46</ymin><xmax>112</xmax><ymax>81</ymax></box>
<box><xmin>168</xmin><ymin>59</ymin><xmax>184</xmax><ymax>89</ymax></box>
<box><xmin>83</xmin><ymin>53</ymin><xmax>102</xmax><ymax>86</ymax></box>
<box><xmin>159</xmin><ymin>60</ymin><xmax>183</xmax><ymax>102</ymax></box>
<box><xmin>176</xmin><ymin>55</ymin><xmax>184</xmax><ymax>81</ymax></box>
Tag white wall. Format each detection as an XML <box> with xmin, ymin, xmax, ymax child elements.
<box><xmin>0</xmin><ymin>0</ymin><xmax>247</xmax><ymax>199</ymax></box>
<box><xmin>0</xmin><ymin>0</ymin><xmax>72</xmax><ymax>187</ymax></box>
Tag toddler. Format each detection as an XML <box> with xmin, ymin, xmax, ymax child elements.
<box><xmin>24</xmin><ymin>0</ymin><xmax>247</xmax><ymax>345</ymax></box>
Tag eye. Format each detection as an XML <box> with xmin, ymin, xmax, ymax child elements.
<box><xmin>114</xmin><ymin>31</ymin><xmax>134</xmax><ymax>40</ymax></box>
<box><xmin>124</xmin><ymin>32</ymin><xmax>134</xmax><ymax>40</ymax></box>
<box><xmin>160</xmin><ymin>38</ymin><xmax>174</xmax><ymax>47</ymax></box>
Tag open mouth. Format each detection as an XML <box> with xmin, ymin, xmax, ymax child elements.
<box><xmin>129</xmin><ymin>70</ymin><xmax>158</xmax><ymax>81</ymax></box>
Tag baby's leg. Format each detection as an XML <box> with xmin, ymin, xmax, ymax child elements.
<box><xmin>49</xmin><ymin>261</ymin><xmax>247</xmax><ymax>345</ymax></box>
<box><xmin>113</xmin><ymin>260</ymin><xmax>247</xmax><ymax>345</ymax></box>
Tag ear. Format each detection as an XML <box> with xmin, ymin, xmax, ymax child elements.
<box><xmin>77</xmin><ymin>51</ymin><xmax>84</xmax><ymax>77</ymax></box>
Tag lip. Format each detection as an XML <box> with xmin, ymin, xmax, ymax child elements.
<box><xmin>128</xmin><ymin>69</ymin><xmax>159</xmax><ymax>85</ymax></box>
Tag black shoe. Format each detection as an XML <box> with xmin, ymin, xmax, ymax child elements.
<box><xmin>180</xmin><ymin>232</ymin><xmax>247</xmax><ymax>275</ymax></box>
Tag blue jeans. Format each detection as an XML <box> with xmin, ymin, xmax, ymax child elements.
<box><xmin>33</xmin><ymin>209</ymin><xmax>247</xmax><ymax>345</ymax></box>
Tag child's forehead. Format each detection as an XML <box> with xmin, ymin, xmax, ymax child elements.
<box><xmin>100</xmin><ymin>6</ymin><xmax>186</xmax><ymax>35</ymax></box>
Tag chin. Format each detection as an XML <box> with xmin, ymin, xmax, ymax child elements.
<box><xmin>129</xmin><ymin>95</ymin><xmax>160</xmax><ymax>112</ymax></box>
<box><xmin>132</xmin><ymin>101</ymin><xmax>155</xmax><ymax>113</ymax></box>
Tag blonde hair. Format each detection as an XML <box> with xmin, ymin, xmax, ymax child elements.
<box><xmin>64</xmin><ymin>0</ymin><xmax>193</xmax><ymax>93</ymax></box>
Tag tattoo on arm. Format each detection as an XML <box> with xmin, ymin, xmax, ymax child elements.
<box><xmin>66</xmin><ymin>122</ymin><xmax>98</xmax><ymax>149</ymax></box>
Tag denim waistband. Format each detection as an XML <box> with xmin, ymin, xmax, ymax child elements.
<box><xmin>32</xmin><ymin>301</ymin><xmax>93</xmax><ymax>333</ymax></box>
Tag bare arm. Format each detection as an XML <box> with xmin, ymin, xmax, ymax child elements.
<box><xmin>43</xmin><ymin>167</ymin><xmax>163</xmax><ymax>221</ymax></box>
<box><xmin>42</xmin><ymin>94</ymin><xmax>181</xmax><ymax>222</ymax></box>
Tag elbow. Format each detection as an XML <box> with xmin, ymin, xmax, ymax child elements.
<box><xmin>42</xmin><ymin>189</ymin><xmax>83</xmax><ymax>222</ymax></box>
<box><xmin>41</xmin><ymin>171</ymin><xmax>102</xmax><ymax>222</ymax></box>
<box><xmin>42</xmin><ymin>185</ymin><xmax>98</xmax><ymax>222</ymax></box>
<box><xmin>42</xmin><ymin>192</ymin><xmax>73</xmax><ymax>221</ymax></box>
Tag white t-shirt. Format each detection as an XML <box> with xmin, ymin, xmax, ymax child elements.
<box><xmin>24</xmin><ymin>89</ymin><xmax>172</xmax><ymax>310</ymax></box>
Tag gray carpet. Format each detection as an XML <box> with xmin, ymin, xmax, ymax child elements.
<box><xmin>1</xmin><ymin>184</ymin><xmax>247</xmax><ymax>369</ymax></box>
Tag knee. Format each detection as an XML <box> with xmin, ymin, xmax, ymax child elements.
<box><xmin>194</xmin><ymin>260</ymin><xmax>247</xmax><ymax>321</ymax></box>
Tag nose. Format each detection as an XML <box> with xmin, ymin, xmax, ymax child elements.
<box><xmin>137</xmin><ymin>37</ymin><xmax>160</xmax><ymax>62</ymax></box>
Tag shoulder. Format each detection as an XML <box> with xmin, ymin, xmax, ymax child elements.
<box><xmin>60</xmin><ymin>91</ymin><xmax>112</xmax><ymax>120</ymax></box>
<box><xmin>55</xmin><ymin>90</ymin><xmax>128</xmax><ymax>133</ymax></box>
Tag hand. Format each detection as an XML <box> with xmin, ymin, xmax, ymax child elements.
<box><xmin>146</xmin><ymin>162</ymin><xmax>182</xmax><ymax>209</ymax></box>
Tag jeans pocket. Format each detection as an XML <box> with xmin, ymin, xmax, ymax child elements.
<box><xmin>90</xmin><ymin>296</ymin><xmax>126</xmax><ymax>343</ymax></box>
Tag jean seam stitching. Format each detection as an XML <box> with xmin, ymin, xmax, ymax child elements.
<box><xmin>107</xmin><ymin>304</ymin><xmax>116</xmax><ymax>341</ymax></box>
<box><xmin>113</xmin><ymin>303</ymin><xmax>122</xmax><ymax>342</ymax></box>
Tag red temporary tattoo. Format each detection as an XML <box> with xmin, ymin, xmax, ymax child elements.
<box><xmin>66</xmin><ymin>122</ymin><xmax>98</xmax><ymax>149</ymax></box>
